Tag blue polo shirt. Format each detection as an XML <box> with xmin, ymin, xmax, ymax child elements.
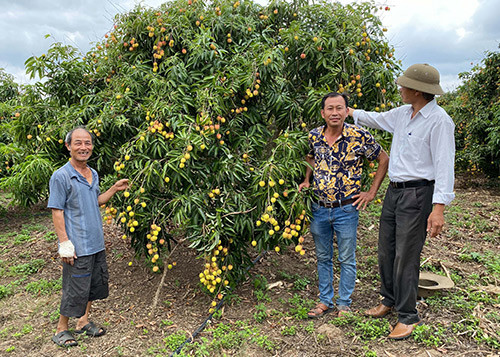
<box><xmin>47</xmin><ymin>161</ymin><xmax>105</xmax><ymax>257</ymax></box>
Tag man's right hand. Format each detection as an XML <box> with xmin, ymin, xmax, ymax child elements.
<box><xmin>59</xmin><ymin>240</ymin><xmax>77</xmax><ymax>265</ymax></box>
<box><xmin>298</xmin><ymin>181</ymin><xmax>310</xmax><ymax>192</ymax></box>
<box><xmin>62</xmin><ymin>256</ymin><xmax>76</xmax><ymax>266</ymax></box>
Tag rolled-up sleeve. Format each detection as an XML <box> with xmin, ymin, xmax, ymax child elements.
<box><xmin>430</xmin><ymin>119</ymin><xmax>455</xmax><ymax>205</ymax></box>
<box><xmin>353</xmin><ymin>109</ymin><xmax>398</xmax><ymax>133</ymax></box>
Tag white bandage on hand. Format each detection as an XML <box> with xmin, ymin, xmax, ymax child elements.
<box><xmin>58</xmin><ymin>240</ymin><xmax>75</xmax><ymax>258</ymax></box>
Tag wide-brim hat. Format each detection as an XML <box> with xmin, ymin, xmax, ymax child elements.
<box><xmin>396</xmin><ymin>63</ymin><xmax>444</xmax><ymax>95</ymax></box>
<box><xmin>418</xmin><ymin>271</ymin><xmax>454</xmax><ymax>297</ymax></box>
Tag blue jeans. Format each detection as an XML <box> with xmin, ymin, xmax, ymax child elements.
<box><xmin>310</xmin><ymin>201</ymin><xmax>359</xmax><ymax>308</ymax></box>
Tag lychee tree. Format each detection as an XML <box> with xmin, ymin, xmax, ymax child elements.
<box><xmin>439</xmin><ymin>47</ymin><xmax>500</xmax><ymax>178</ymax></box>
<box><xmin>1</xmin><ymin>0</ymin><xmax>400</xmax><ymax>296</ymax></box>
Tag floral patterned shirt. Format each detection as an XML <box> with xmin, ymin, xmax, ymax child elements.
<box><xmin>308</xmin><ymin>123</ymin><xmax>381</xmax><ymax>202</ymax></box>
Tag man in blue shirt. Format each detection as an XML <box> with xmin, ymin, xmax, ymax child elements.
<box><xmin>299</xmin><ymin>92</ymin><xmax>389</xmax><ymax>318</ymax></box>
<box><xmin>48</xmin><ymin>127</ymin><xmax>128</xmax><ymax>347</ymax></box>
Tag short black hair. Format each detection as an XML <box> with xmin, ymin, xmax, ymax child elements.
<box><xmin>421</xmin><ymin>92</ymin><xmax>435</xmax><ymax>102</ymax></box>
<box><xmin>321</xmin><ymin>92</ymin><xmax>349</xmax><ymax>109</ymax></box>
<box><xmin>65</xmin><ymin>126</ymin><xmax>94</xmax><ymax>145</ymax></box>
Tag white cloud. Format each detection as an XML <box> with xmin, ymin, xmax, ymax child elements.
<box><xmin>0</xmin><ymin>0</ymin><xmax>498</xmax><ymax>91</ymax></box>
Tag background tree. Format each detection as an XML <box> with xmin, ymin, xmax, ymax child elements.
<box><xmin>439</xmin><ymin>46</ymin><xmax>500</xmax><ymax>179</ymax></box>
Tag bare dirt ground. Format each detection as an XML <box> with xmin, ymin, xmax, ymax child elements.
<box><xmin>0</xmin><ymin>176</ymin><xmax>499</xmax><ymax>357</ymax></box>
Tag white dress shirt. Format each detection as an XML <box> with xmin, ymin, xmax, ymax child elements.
<box><xmin>353</xmin><ymin>99</ymin><xmax>455</xmax><ymax>205</ymax></box>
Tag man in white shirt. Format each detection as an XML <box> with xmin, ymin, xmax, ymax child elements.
<box><xmin>348</xmin><ymin>63</ymin><xmax>455</xmax><ymax>340</ymax></box>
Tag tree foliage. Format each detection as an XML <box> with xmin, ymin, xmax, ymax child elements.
<box><xmin>0</xmin><ymin>0</ymin><xmax>400</xmax><ymax>294</ymax></box>
<box><xmin>439</xmin><ymin>46</ymin><xmax>500</xmax><ymax>179</ymax></box>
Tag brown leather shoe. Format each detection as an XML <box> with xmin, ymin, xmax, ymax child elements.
<box><xmin>387</xmin><ymin>322</ymin><xmax>419</xmax><ymax>340</ymax></box>
<box><xmin>364</xmin><ymin>303</ymin><xmax>392</xmax><ymax>318</ymax></box>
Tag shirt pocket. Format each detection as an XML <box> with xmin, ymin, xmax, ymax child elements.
<box><xmin>405</xmin><ymin>134</ymin><xmax>426</xmax><ymax>164</ymax></box>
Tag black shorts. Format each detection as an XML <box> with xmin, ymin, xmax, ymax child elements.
<box><xmin>60</xmin><ymin>250</ymin><xmax>109</xmax><ymax>318</ymax></box>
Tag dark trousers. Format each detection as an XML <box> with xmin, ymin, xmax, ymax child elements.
<box><xmin>378</xmin><ymin>184</ymin><xmax>433</xmax><ymax>324</ymax></box>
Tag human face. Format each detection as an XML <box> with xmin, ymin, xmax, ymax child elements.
<box><xmin>321</xmin><ymin>96</ymin><xmax>348</xmax><ymax>130</ymax></box>
<box><xmin>399</xmin><ymin>86</ymin><xmax>418</xmax><ymax>104</ymax></box>
<box><xmin>66</xmin><ymin>129</ymin><xmax>93</xmax><ymax>163</ymax></box>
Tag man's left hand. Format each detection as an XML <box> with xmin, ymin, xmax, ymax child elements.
<box><xmin>427</xmin><ymin>209</ymin><xmax>445</xmax><ymax>237</ymax></box>
<box><xmin>352</xmin><ymin>191</ymin><xmax>375</xmax><ymax>210</ymax></box>
<box><xmin>114</xmin><ymin>179</ymin><xmax>129</xmax><ymax>191</ymax></box>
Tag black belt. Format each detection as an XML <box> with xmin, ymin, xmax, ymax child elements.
<box><xmin>389</xmin><ymin>180</ymin><xmax>435</xmax><ymax>189</ymax></box>
<box><xmin>317</xmin><ymin>198</ymin><xmax>356</xmax><ymax>208</ymax></box>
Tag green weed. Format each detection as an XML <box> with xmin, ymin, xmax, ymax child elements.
<box><xmin>254</xmin><ymin>289</ymin><xmax>271</xmax><ymax>302</ymax></box>
<box><xmin>163</xmin><ymin>331</ymin><xmax>188</xmax><ymax>352</ymax></box>
<box><xmin>9</xmin><ymin>259</ymin><xmax>45</xmax><ymax>276</ymax></box>
<box><xmin>330</xmin><ymin>313</ymin><xmax>389</xmax><ymax>341</ymax></box>
<box><xmin>25</xmin><ymin>278</ymin><xmax>62</xmax><ymax>295</ymax></box>
<box><xmin>293</xmin><ymin>276</ymin><xmax>311</xmax><ymax>291</ymax></box>
<box><xmin>43</xmin><ymin>231</ymin><xmax>57</xmax><ymax>242</ymax></box>
<box><xmin>12</xmin><ymin>324</ymin><xmax>33</xmax><ymax>338</ymax></box>
<box><xmin>281</xmin><ymin>325</ymin><xmax>297</xmax><ymax>336</ymax></box>
<box><xmin>253</xmin><ymin>303</ymin><xmax>267</xmax><ymax>323</ymax></box>
<box><xmin>287</xmin><ymin>293</ymin><xmax>316</xmax><ymax>320</ymax></box>
<box><xmin>13</xmin><ymin>233</ymin><xmax>32</xmax><ymax>245</ymax></box>
<box><xmin>413</xmin><ymin>324</ymin><xmax>447</xmax><ymax>347</ymax></box>
<box><xmin>253</xmin><ymin>274</ymin><xmax>268</xmax><ymax>291</ymax></box>
<box><xmin>304</xmin><ymin>321</ymin><xmax>315</xmax><ymax>334</ymax></box>
<box><xmin>0</xmin><ymin>284</ymin><xmax>13</xmax><ymax>300</ymax></box>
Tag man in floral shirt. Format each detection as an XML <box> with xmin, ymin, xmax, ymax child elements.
<box><xmin>299</xmin><ymin>92</ymin><xmax>389</xmax><ymax>317</ymax></box>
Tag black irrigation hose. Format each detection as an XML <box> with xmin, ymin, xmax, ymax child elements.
<box><xmin>170</xmin><ymin>250</ymin><xmax>268</xmax><ymax>357</ymax></box>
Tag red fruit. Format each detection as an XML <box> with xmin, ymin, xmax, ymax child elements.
<box><xmin>300</xmin><ymin>53</ymin><xmax>306</xmax><ymax>59</ymax></box>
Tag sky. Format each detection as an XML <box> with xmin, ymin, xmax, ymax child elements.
<box><xmin>1</xmin><ymin>0</ymin><xmax>499</xmax><ymax>92</ymax></box>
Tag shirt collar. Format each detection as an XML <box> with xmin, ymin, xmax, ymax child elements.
<box><xmin>65</xmin><ymin>161</ymin><xmax>96</xmax><ymax>186</ymax></box>
<box><xmin>409</xmin><ymin>99</ymin><xmax>437</xmax><ymax>120</ymax></box>
<box><xmin>320</xmin><ymin>124</ymin><xmax>348</xmax><ymax>143</ymax></box>
<box><xmin>419</xmin><ymin>99</ymin><xmax>437</xmax><ymax>119</ymax></box>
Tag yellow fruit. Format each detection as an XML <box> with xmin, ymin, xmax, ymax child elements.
<box><xmin>128</xmin><ymin>262</ymin><xmax>132</xmax><ymax>266</ymax></box>
<box><xmin>256</xmin><ymin>220</ymin><xmax>261</xmax><ymax>227</ymax></box>
<box><xmin>259</xmin><ymin>180</ymin><xmax>266</xmax><ymax>187</ymax></box>
<box><xmin>278</xmin><ymin>179</ymin><xmax>285</xmax><ymax>185</ymax></box>
<box><xmin>168</xmin><ymin>264</ymin><xmax>173</xmax><ymax>269</ymax></box>
<box><xmin>267</xmin><ymin>206</ymin><xmax>273</xmax><ymax>212</ymax></box>
<box><xmin>251</xmin><ymin>240</ymin><xmax>257</xmax><ymax>246</ymax></box>
<box><xmin>165</xmin><ymin>177</ymin><xmax>170</xmax><ymax>183</ymax></box>
<box><xmin>269</xmin><ymin>180</ymin><xmax>275</xmax><ymax>187</ymax></box>
<box><xmin>274</xmin><ymin>246</ymin><xmax>280</xmax><ymax>253</ymax></box>
<box><xmin>300</xmin><ymin>250</ymin><xmax>305</xmax><ymax>255</ymax></box>
<box><xmin>152</xmin><ymin>266</ymin><xmax>159</xmax><ymax>272</ymax></box>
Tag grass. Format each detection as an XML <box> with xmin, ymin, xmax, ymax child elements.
<box><xmin>154</xmin><ymin>321</ymin><xmax>277</xmax><ymax>356</ymax></box>
<box><xmin>8</xmin><ymin>259</ymin><xmax>45</xmax><ymax>276</ymax></box>
<box><xmin>25</xmin><ymin>277</ymin><xmax>62</xmax><ymax>295</ymax></box>
<box><xmin>330</xmin><ymin>313</ymin><xmax>390</xmax><ymax>341</ymax></box>
<box><xmin>287</xmin><ymin>293</ymin><xmax>316</xmax><ymax>320</ymax></box>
